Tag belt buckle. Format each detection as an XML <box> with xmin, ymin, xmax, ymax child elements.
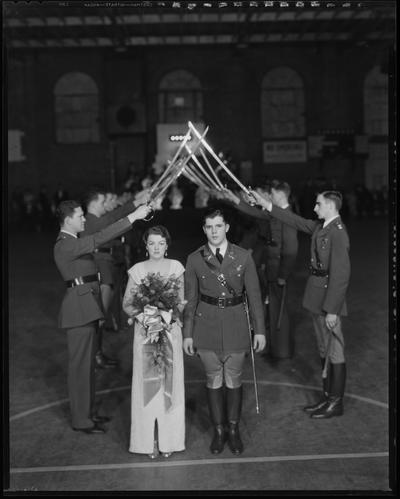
<box><xmin>217</xmin><ymin>297</ymin><xmax>225</xmax><ymax>309</ymax></box>
<box><xmin>74</xmin><ymin>276</ymin><xmax>84</xmax><ymax>286</ymax></box>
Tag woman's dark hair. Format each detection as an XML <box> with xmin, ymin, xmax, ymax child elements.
<box><xmin>142</xmin><ymin>225</ymin><xmax>171</xmax><ymax>246</ymax></box>
<box><xmin>56</xmin><ymin>200</ymin><xmax>81</xmax><ymax>225</ymax></box>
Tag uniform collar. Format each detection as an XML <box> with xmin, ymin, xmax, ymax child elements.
<box><xmin>60</xmin><ymin>229</ymin><xmax>78</xmax><ymax>239</ymax></box>
<box><xmin>207</xmin><ymin>239</ymin><xmax>228</xmax><ymax>257</ymax></box>
<box><xmin>323</xmin><ymin>215</ymin><xmax>340</xmax><ymax>228</ymax></box>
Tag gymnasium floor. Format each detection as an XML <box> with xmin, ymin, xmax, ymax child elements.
<box><xmin>5</xmin><ymin>214</ymin><xmax>393</xmax><ymax>492</ymax></box>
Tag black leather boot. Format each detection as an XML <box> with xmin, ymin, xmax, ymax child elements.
<box><xmin>226</xmin><ymin>386</ymin><xmax>244</xmax><ymax>455</ymax></box>
<box><xmin>206</xmin><ymin>387</ymin><xmax>226</xmax><ymax>454</ymax></box>
<box><xmin>303</xmin><ymin>357</ymin><xmax>330</xmax><ymax>413</ymax></box>
<box><xmin>311</xmin><ymin>363</ymin><xmax>346</xmax><ymax>419</ymax></box>
<box><xmin>95</xmin><ymin>325</ymin><xmax>117</xmax><ymax>368</ymax></box>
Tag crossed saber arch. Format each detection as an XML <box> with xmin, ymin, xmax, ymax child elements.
<box><xmin>145</xmin><ymin>121</ymin><xmax>261</xmax><ymax>414</ymax></box>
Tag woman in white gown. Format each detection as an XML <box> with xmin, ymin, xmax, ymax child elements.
<box><xmin>123</xmin><ymin>225</ymin><xmax>185</xmax><ymax>458</ymax></box>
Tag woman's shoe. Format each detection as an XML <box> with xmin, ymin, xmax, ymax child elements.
<box><xmin>148</xmin><ymin>439</ymin><xmax>159</xmax><ymax>459</ymax></box>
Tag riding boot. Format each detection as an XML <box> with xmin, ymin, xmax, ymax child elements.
<box><xmin>206</xmin><ymin>387</ymin><xmax>226</xmax><ymax>454</ymax></box>
<box><xmin>226</xmin><ymin>386</ymin><xmax>244</xmax><ymax>455</ymax></box>
<box><xmin>303</xmin><ymin>357</ymin><xmax>330</xmax><ymax>413</ymax></box>
<box><xmin>95</xmin><ymin>324</ymin><xmax>117</xmax><ymax>368</ymax></box>
<box><xmin>311</xmin><ymin>363</ymin><xmax>346</xmax><ymax>419</ymax></box>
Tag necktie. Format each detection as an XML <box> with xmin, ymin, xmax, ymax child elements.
<box><xmin>216</xmin><ymin>248</ymin><xmax>223</xmax><ymax>264</ymax></box>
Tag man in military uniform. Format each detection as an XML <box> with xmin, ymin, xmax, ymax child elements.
<box><xmin>54</xmin><ymin>200</ymin><xmax>151</xmax><ymax>433</ymax></box>
<box><xmin>250</xmin><ymin>189</ymin><xmax>350</xmax><ymax>419</ymax></box>
<box><xmin>81</xmin><ymin>188</ymin><xmax>146</xmax><ymax>368</ymax></box>
<box><xmin>221</xmin><ymin>181</ymin><xmax>298</xmax><ymax>359</ymax></box>
<box><xmin>183</xmin><ymin>207</ymin><xmax>266</xmax><ymax>455</ymax></box>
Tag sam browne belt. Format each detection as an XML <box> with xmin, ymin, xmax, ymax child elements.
<box><xmin>200</xmin><ymin>294</ymin><xmax>244</xmax><ymax>308</ymax></box>
<box><xmin>65</xmin><ymin>274</ymin><xmax>99</xmax><ymax>288</ymax></box>
<box><xmin>309</xmin><ymin>266</ymin><xmax>329</xmax><ymax>277</ymax></box>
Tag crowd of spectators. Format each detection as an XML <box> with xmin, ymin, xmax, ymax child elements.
<box><xmin>8</xmin><ymin>173</ymin><xmax>389</xmax><ymax>234</ymax></box>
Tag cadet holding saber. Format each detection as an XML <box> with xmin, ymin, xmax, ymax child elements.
<box><xmin>250</xmin><ymin>189</ymin><xmax>350</xmax><ymax>419</ymax></box>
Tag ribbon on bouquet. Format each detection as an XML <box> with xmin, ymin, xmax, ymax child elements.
<box><xmin>137</xmin><ymin>305</ymin><xmax>174</xmax><ymax>411</ymax></box>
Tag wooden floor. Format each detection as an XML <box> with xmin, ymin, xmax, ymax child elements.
<box><xmin>5</xmin><ymin>214</ymin><xmax>394</xmax><ymax>492</ymax></box>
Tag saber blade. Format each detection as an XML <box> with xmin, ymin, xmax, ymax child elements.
<box><xmin>188</xmin><ymin>121</ymin><xmax>251</xmax><ymax>195</ymax></box>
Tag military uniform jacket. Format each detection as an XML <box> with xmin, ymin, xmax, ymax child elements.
<box><xmin>54</xmin><ymin>217</ymin><xmax>132</xmax><ymax>329</ymax></box>
<box><xmin>236</xmin><ymin>200</ymin><xmax>298</xmax><ymax>281</ymax></box>
<box><xmin>183</xmin><ymin>242</ymin><xmax>266</xmax><ymax>352</ymax></box>
<box><xmin>270</xmin><ymin>206</ymin><xmax>350</xmax><ymax>316</ymax></box>
<box><xmin>81</xmin><ymin>203</ymin><xmax>135</xmax><ymax>258</ymax></box>
<box><xmin>80</xmin><ymin>203</ymin><xmax>135</xmax><ymax>284</ymax></box>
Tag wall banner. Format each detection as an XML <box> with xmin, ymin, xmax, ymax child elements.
<box><xmin>263</xmin><ymin>140</ymin><xmax>307</xmax><ymax>163</ymax></box>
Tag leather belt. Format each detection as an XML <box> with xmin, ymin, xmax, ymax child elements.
<box><xmin>95</xmin><ymin>247</ymin><xmax>113</xmax><ymax>254</ymax></box>
<box><xmin>309</xmin><ymin>266</ymin><xmax>329</xmax><ymax>277</ymax></box>
<box><xmin>65</xmin><ymin>274</ymin><xmax>99</xmax><ymax>288</ymax></box>
<box><xmin>200</xmin><ymin>294</ymin><xmax>244</xmax><ymax>308</ymax></box>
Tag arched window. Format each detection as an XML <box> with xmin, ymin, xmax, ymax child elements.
<box><xmin>54</xmin><ymin>72</ymin><xmax>99</xmax><ymax>143</ymax></box>
<box><xmin>261</xmin><ymin>67</ymin><xmax>305</xmax><ymax>138</ymax></box>
<box><xmin>364</xmin><ymin>66</ymin><xmax>388</xmax><ymax>136</ymax></box>
<box><xmin>158</xmin><ymin>70</ymin><xmax>203</xmax><ymax>123</ymax></box>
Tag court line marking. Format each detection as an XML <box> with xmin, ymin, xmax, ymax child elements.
<box><xmin>9</xmin><ymin>380</ymin><xmax>388</xmax><ymax>421</ymax></box>
<box><xmin>10</xmin><ymin>452</ymin><xmax>389</xmax><ymax>474</ymax></box>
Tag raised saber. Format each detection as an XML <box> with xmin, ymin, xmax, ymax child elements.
<box><xmin>150</xmin><ymin>127</ymin><xmax>209</xmax><ymax>201</ymax></box>
<box><xmin>185</xmin><ymin>162</ymin><xmax>215</xmax><ymax>189</ymax></box>
<box><xmin>181</xmin><ymin>159</ymin><xmax>211</xmax><ymax>189</ymax></box>
<box><xmin>185</xmin><ymin>144</ymin><xmax>222</xmax><ymax>190</ymax></box>
<box><xmin>186</xmin><ymin>160</ymin><xmax>217</xmax><ymax>190</ymax></box>
<box><xmin>199</xmin><ymin>147</ymin><xmax>225</xmax><ymax>190</ymax></box>
<box><xmin>188</xmin><ymin>121</ymin><xmax>252</xmax><ymax>196</ymax></box>
<box><xmin>181</xmin><ymin>168</ymin><xmax>211</xmax><ymax>191</ymax></box>
<box><xmin>150</xmin><ymin>128</ymin><xmax>192</xmax><ymax>193</ymax></box>
<box><xmin>151</xmin><ymin>161</ymin><xmax>186</xmax><ymax>202</ymax></box>
<box><xmin>150</xmin><ymin>125</ymin><xmax>209</xmax><ymax>195</ymax></box>
<box><xmin>243</xmin><ymin>292</ymin><xmax>261</xmax><ymax>415</ymax></box>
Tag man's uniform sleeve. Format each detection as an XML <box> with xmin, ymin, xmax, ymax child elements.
<box><xmin>270</xmin><ymin>205</ymin><xmax>317</xmax><ymax>235</ymax></box>
<box><xmin>67</xmin><ymin>218</ymin><xmax>133</xmax><ymax>258</ymax></box>
<box><xmin>323</xmin><ymin>227</ymin><xmax>351</xmax><ymax>314</ymax></box>
<box><xmin>243</xmin><ymin>252</ymin><xmax>266</xmax><ymax>337</ymax></box>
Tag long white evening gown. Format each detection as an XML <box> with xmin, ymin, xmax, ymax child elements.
<box><xmin>123</xmin><ymin>259</ymin><xmax>185</xmax><ymax>454</ymax></box>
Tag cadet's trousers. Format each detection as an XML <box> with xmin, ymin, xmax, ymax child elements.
<box><xmin>267</xmin><ymin>281</ymin><xmax>292</xmax><ymax>358</ymax></box>
<box><xmin>197</xmin><ymin>350</ymin><xmax>246</xmax><ymax>389</ymax></box>
<box><xmin>311</xmin><ymin>314</ymin><xmax>345</xmax><ymax>363</ymax></box>
<box><xmin>66</xmin><ymin>322</ymin><xmax>96</xmax><ymax>428</ymax></box>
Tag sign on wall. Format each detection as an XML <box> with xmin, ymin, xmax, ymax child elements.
<box><xmin>8</xmin><ymin>130</ymin><xmax>26</xmax><ymax>162</ymax></box>
<box><xmin>156</xmin><ymin>122</ymin><xmax>205</xmax><ymax>164</ymax></box>
<box><xmin>263</xmin><ymin>140</ymin><xmax>307</xmax><ymax>163</ymax></box>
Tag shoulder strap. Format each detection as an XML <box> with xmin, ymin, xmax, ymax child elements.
<box><xmin>200</xmin><ymin>249</ymin><xmax>237</xmax><ymax>296</ymax></box>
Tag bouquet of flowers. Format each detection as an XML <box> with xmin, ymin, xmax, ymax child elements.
<box><xmin>126</xmin><ymin>272</ymin><xmax>186</xmax><ymax>371</ymax></box>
